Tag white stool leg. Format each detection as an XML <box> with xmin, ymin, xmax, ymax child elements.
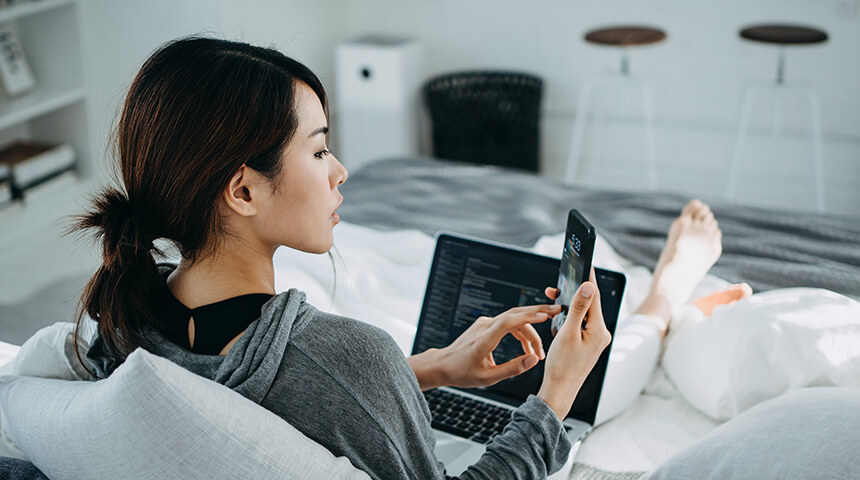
<box><xmin>771</xmin><ymin>87</ymin><xmax>783</xmax><ymax>137</ymax></box>
<box><xmin>565</xmin><ymin>78</ymin><xmax>600</xmax><ymax>184</ymax></box>
<box><xmin>727</xmin><ymin>83</ymin><xmax>757</xmax><ymax>199</ymax></box>
<box><xmin>641</xmin><ymin>84</ymin><xmax>657</xmax><ymax>189</ymax></box>
<box><xmin>806</xmin><ymin>89</ymin><xmax>826</xmax><ymax>212</ymax></box>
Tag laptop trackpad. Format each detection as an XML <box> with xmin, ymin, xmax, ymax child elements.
<box><xmin>435</xmin><ymin>431</ymin><xmax>485</xmax><ymax>476</ymax></box>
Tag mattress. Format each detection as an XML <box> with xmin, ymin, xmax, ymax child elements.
<box><xmin>273</xmin><ymin>221</ymin><xmax>727</xmax><ymax>477</ymax></box>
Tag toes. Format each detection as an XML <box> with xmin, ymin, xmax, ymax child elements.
<box><xmin>693</xmin><ymin>205</ymin><xmax>714</xmax><ymax>222</ymax></box>
<box><xmin>682</xmin><ymin>199</ymin><xmax>703</xmax><ymax>216</ymax></box>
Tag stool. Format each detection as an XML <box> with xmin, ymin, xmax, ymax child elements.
<box><xmin>565</xmin><ymin>26</ymin><xmax>666</xmax><ymax>188</ymax></box>
<box><xmin>726</xmin><ymin>24</ymin><xmax>828</xmax><ymax>212</ymax></box>
<box><xmin>424</xmin><ymin>71</ymin><xmax>543</xmax><ymax>172</ymax></box>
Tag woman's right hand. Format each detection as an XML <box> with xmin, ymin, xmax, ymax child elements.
<box><xmin>537</xmin><ymin>269</ymin><xmax>612</xmax><ymax>420</ymax></box>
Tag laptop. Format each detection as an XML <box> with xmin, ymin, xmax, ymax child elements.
<box><xmin>412</xmin><ymin>232</ymin><xmax>626</xmax><ymax>475</ymax></box>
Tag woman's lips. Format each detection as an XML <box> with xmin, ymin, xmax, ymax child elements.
<box><xmin>331</xmin><ymin>212</ymin><xmax>340</xmax><ymax>223</ymax></box>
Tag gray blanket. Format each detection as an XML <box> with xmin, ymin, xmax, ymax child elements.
<box><xmin>339</xmin><ymin>157</ymin><xmax>860</xmax><ymax>300</ymax></box>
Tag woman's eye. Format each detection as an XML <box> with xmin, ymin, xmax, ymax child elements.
<box><xmin>314</xmin><ymin>149</ymin><xmax>331</xmax><ymax>159</ymax></box>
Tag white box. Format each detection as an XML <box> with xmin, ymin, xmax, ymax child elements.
<box><xmin>335</xmin><ymin>35</ymin><xmax>423</xmax><ymax>172</ymax></box>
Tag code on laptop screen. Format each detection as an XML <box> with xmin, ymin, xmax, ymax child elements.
<box><xmin>413</xmin><ymin>234</ymin><xmax>624</xmax><ymax>425</ymax></box>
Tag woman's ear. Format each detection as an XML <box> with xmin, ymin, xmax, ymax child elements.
<box><xmin>222</xmin><ymin>165</ymin><xmax>260</xmax><ymax>217</ymax></box>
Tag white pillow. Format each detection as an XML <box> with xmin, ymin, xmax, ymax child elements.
<box><xmin>0</xmin><ymin>349</ymin><xmax>370</xmax><ymax>480</ymax></box>
<box><xmin>663</xmin><ymin>288</ymin><xmax>860</xmax><ymax>421</ymax></box>
<box><xmin>0</xmin><ymin>322</ymin><xmax>89</xmax><ymax>380</ymax></box>
<box><xmin>642</xmin><ymin>387</ymin><xmax>860</xmax><ymax>480</ymax></box>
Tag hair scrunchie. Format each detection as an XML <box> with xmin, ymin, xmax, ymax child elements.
<box><xmin>95</xmin><ymin>187</ymin><xmax>156</xmax><ymax>254</ymax></box>
<box><xmin>117</xmin><ymin>215</ymin><xmax>155</xmax><ymax>252</ymax></box>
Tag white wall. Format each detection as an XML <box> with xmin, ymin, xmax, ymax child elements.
<box><xmin>339</xmin><ymin>0</ymin><xmax>860</xmax><ymax>215</ymax></box>
<box><xmin>78</xmin><ymin>0</ymin><xmax>860</xmax><ymax>215</ymax></box>
<box><xmin>77</xmin><ymin>0</ymin><xmax>346</xmax><ymax>185</ymax></box>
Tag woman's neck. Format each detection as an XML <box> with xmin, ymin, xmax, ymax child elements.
<box><xmin>166</xmin><ymin>243</ymin><xmax>276</xmax><ymax>309</ymax></box>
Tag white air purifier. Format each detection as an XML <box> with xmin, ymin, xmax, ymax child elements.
<box><xmin>334</xmin><ymin>35</ymin><xmax>423</xmax><ymax>172</ymax></box>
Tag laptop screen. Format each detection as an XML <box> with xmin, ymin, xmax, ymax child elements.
<box><xmin>412</xmin><ymin>233</ymin><xmax>625</xmax><ymax>425</ymax></box>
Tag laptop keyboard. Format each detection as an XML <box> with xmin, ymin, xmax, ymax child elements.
<box><xmin>424</xmin><ymin>388</ymin><xmax>513</xmax><ymax>445</ymax></box>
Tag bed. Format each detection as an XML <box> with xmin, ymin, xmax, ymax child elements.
<box><xmin>2</xmin><ymin>155</ymin><xmax>858</xmax><ymax>479</ymax></box>
<box><xmin>311</xmin><ymin>155</ymin><xmax>860</xmax><ymax>478</ymax></box>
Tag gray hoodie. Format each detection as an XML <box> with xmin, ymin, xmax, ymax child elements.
<box><xmin>86</xmin><ymin>264</ymin><xmax>572</xmax><ymax>479</ymax></box>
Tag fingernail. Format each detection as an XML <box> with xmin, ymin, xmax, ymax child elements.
<box><xmin>525</xmin><ymin>356</ymin><xmax>538</xmax><ymax>368</ymax></box>
<box><xmin>551</xmin><ymin>304</ymin><xmax>562</xmax><ymax>310</ymax></box>
<box><xmin>535</xmin><ymin>312</ymin><xmax>547</xmax><ymax>318</ymax></box>
<box><xmin>580</xmin><ymin>283</ymin><xmax>595</xmax><ymax>298</ymax></box>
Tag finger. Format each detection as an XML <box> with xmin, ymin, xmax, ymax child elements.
<box><xmin>518</xmin><ymin>323</ymin><xmax>545</xmax><ymax>359</ymax></box>
<box><xmin>563</xmin><ymin>281</ymin><xmax>596</xmax><ymax>333</ymax></box>
<box><xmin>585</xmin><ymin>285</ymin><xmax>611</xmax><ymax>348</ymax></box>
<box><xmin>484</xmin><ymin>354</ymin><xmax>539</xmax><ymax>385</ymax></box>
<box><xmin>544</xmin><ymin>287</ymin><xmax>559</xmax><ymax>300</ymax></box>
<box><xmin>585</xmin><ymin>278</ymin><xmax>603</xmax><ymax>329</ymax></box>
<box><xmin>491</xmin><ymin>307</ymin><xmax>557</xmax><ymax>339</ymax></box>
<box><xmin>505</xmin><ymin>304</ymin><xmax>563</xmax><ymax>317</ymax></box>
<box><xmin>511</xmin><ymin>324</ymin><xmax>544</xmax><ymax>359</ymax></box>
<box><xmin>483</xmin><ymin>308</ymin><xmax>554</xmax><ymax>352</ymax></box>
<box><xmin>511</xmin><ymin>330</ymin><xmax>535</xmax><ymax>357</ymax></box>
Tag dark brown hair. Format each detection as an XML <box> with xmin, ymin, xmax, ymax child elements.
<box><xmin>66</xmin><ymin>36</ymin><xmax>329</xmax><ymax>372</ymax></box>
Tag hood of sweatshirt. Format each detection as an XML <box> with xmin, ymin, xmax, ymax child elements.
<box><xmin>86</xmin><ymin>263</ymin><xmax>311</xmax><ymax>404</ymax></box>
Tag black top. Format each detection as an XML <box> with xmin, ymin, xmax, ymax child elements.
<box><xmin>156</xmin><ymin>266</ymin><xmax>274</xmax><ymax>355</ymax></box>
<box><xmin>739</xmin><ymin>25</ymin><xmax>828</xmax><ymax>45</ymax></box>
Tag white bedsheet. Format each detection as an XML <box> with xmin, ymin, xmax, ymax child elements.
<box><xmin>273</xmin><ymin>221</ymin><xmax>729</xmax><ymax>472</ymax></box>
<box><xmin>0</xmin><ymin>342</ymin><xmax>20</xmax><ymax>371</ymax></box>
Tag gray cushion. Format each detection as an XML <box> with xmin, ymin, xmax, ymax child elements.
<box><xmin>642</xmin><ymin>387</ymin><xmax>860</xmax><ymax>480</ymax></box>
<box><xmin>0</xmin><ymin>349</ymin><xmax>369</xmax><ymax>480</ymax></box>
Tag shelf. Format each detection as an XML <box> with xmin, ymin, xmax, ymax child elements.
<box><xmin>0</xmin><ymin>170</ymin><xmax>99</xmax><ymax>248</ymax></box>
<box><xmin>0</xmin><ymin>0</ymin><xmax>75</xmax><ymax>24</ymax></box>
<box><xmin>0</xmin><ymin>85</ymin><xmax>85</xmax><ymax>131</ymax></box>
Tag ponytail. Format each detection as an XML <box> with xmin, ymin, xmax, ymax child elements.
<box><xmin>67</xmin><ymin>186</ymin><xmax>165</xmax><ymax>374</ymax></box>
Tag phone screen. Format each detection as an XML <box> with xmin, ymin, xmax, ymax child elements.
<box><xmin>551</xmin><ymin>209</ymin><xmax>595</xmax><ymax>335</ymax></box>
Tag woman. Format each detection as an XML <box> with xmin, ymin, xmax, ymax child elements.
<box><xmin>71</xmin><ymin>36</ymin><xmax>608</xmax><ymax>479</ymax></box>
<box><xmin>72</xmin><ymin>36</ymin><xmax>730</xmax><ymax>478</ymax></box>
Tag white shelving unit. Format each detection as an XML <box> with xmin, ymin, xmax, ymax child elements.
<box><xmin>0</xmin><ymin>0</ymin><xmax>98</xmax><ymax>296</ymax></box>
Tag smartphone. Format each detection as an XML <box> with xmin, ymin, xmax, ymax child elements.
<box><xmin>551</xmin><ymin>209</ymin><xmax>596</xmax><ymax>336</ymax></box>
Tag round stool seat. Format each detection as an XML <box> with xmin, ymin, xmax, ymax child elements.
<box><xmin>739</xmin><ymin>24</ymin><xmax>828</xmax><ymax>45</ymax></box>
<box><xmin>585</xmin><ymin>26</ymin><xmax>666</xmax><ymax>47</ymax></box>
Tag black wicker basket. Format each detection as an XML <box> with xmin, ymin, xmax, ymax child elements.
<box><xmin>424</xmin><ymin>71</ymin><xmax>543</xmax><ymax>172</ymax></box>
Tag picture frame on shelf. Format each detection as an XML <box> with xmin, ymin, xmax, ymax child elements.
<box><xmin>0</xmin><ymin>22</ymin><xmax>36</xmax><ymax>98</ymax></box>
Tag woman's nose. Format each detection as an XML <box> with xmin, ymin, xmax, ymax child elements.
<box><xmin>330</xmin><ymin>155</ymin><xmax>347</xmax><ymax>187</ymax></box>
<box><xmin>335</xmin><ymin>158</ymin><xmax>348</xmax><ymax>186</ymax></box>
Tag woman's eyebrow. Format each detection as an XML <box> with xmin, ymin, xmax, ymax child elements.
<box><xmin>308</xmin><ymin>126</ymin><xmax>329</xmax><ymax>138</ymax></box>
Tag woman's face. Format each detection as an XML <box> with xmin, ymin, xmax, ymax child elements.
<box><xmin>251</xmin><ymin>81</ymin><xmax>348</xmax><ymax>255</ymax></box>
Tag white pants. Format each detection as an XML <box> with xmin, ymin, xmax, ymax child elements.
<box><xmin>593</xmin><ymin>312</ymin><xmax>665</xmax><ymax>427</ymax></box>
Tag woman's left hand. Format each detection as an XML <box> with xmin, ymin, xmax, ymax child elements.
<box><xmin>408</xmin><ymin>303</ymin><xmax>560</xmax><ymax>390</ymax></box>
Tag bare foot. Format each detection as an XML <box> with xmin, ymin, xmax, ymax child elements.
<box><xmin>651</xmin><ymin>199</ymin><xmax>723</xmax><ymax>311</ymax></box>
<box><xmin>634</xmin><ymin>200</ymin><xmax>723</xmax><ymax>336</ymax></box>
<box><xmin>692</xmin><ymin>283</ymin><xmax>753</xmax><ymax>316</ymax></box>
